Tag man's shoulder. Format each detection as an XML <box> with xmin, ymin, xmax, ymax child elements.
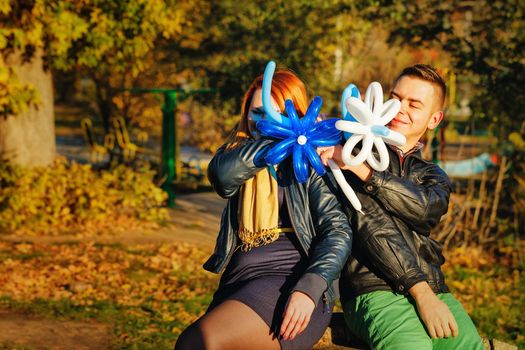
<box><xmin>406</xmin><ymin>152</ymin><xmax>449</xmax><ymax>178</ymax></box>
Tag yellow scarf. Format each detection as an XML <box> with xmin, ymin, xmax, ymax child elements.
<box><xmin>237</xmin><ymin>167</ymin><xmax>281</xmax><ymax>251</ymax></box>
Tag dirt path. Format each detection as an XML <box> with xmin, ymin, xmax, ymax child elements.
<box><xmin>0</xmin><ymin>192</ymin><xmax>225</xmax><ymax>349</ymax></box>
<box><xmin>0</xmin><ymin>310</ymin><xmax>111</xmax><ymax>350</ymax></box>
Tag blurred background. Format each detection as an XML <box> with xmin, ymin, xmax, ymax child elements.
<box><xmin>0</xmin><ymin>0</ymin><xmax>523</xmax><ymax>349</ymax></box>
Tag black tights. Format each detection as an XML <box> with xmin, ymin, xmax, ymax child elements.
<box><xmin>175</xmin><ymin>300</ymin><xmax>281</xmax><ymax>350</ymax></box>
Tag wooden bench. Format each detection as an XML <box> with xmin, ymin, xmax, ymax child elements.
<box><xmin>313</xmin><ymin>312</ymin><xmax>517</xmax><ymax>350</ymax></box>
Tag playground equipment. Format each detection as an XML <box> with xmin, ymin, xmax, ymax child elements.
<box><xmin>81</xmin><ymin>118</ymin><xmax>115</xmax><ymax>163</ymax></box>
<box><xmin>112</xmin><ymin>116</ymin><xmax>146</xmax><ymax>162</ymax></box>
<box><xmin>127</xmin><ymin>88</ymin><xmax>216</xmax><ymax>207</ymax></box>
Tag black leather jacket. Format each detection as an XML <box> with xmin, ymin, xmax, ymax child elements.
<box><xmin>338</xmin><ymin>145</ymin><xmax>451</xmax><ymax>303</ymax></box>
<box><xmin>204</xmin><ymin>139</ymin><xmax>353</xmax><ymax>305</ymax></box>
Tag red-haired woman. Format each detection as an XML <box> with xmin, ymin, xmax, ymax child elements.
<box><xmin>175</xmin><ymin>70</ymin><xmax>352</xmax><ymax>350</ymax></box>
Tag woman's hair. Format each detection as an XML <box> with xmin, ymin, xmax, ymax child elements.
<box><xmin>224</xmin><ymin>69</ymin><xmax>309</xmax><ymax>151</ymax></box>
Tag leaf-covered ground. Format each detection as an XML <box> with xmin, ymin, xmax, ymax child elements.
<box><xmin>0</xmin><ymin>240</ymin><xmax>522</xmax><ymax>349</ymax></box>
<box><xmin>0</xmin><ymin>241</ymin><xmax>218</xmax><ymax>349</ymax></box>
<box><xmin>443</xmin><ymin>243</ymin><xmax>525</xmax><ymax>348</ymax></box>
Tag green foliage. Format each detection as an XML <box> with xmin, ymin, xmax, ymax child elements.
<box><xmin>0</xmin><ymin>158</ymin><xmax>168</xmax><ymax>233</ymax></box>
<box><xmin>168</xmin><ymin>1</ymin><xmax>439</xmax><ymax>149</ymax></box>
<box><xmin>0</xmin><ymin>55</ymin><xmax>39</xmax><ymax>116</ymax></box>
<box><xmin>0</xmin><ymin>0</ymin><xmax>193</xmax><ymax>118</ymax></box>
<box><xmin>175</xmin><ymin>1</ymin><xmax>366</xmax><ymax>111</ymax></box>
<box><xmin>363</xmin><ymin>0</ymin><xmax>525</xmax><ymax>138</ymax></box>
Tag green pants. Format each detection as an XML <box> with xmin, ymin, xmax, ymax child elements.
<box><xmin>343</xmin><ymin>291</ymin><xmax>484</xmax><ymax>350</ymax></box>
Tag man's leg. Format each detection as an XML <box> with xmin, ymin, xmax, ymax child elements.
<box><xmin>432</xmin><ymin>293</ymin><xmax>484</xmax><ymax>350</ymax></box>
<box><xmin>343</xmin><ymin>291</ymin><xmax>432</xmax><ymax>350</ymax></box>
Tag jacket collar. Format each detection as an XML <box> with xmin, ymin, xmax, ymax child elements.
<box><xmin>388</xmin><ymin>142</ymin><xmax>424</xmax><ymax>166</ymax></box>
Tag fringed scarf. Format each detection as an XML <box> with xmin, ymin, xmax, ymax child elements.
<box><xmin>237</xmin><ymin>167</ymin><xmax>281</xmax><ymax>251</ymax></box>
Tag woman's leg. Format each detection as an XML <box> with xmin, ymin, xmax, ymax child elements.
<box><xmin>175</xmin><ymin>300</ymin><xmax>281</xmax><ymax>350</ymax></box>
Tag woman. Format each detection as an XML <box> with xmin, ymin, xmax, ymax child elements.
<box><xmin>175</xmin><ymin>69</ymin><xmax>352</xmax><ymax>350</ymax></box>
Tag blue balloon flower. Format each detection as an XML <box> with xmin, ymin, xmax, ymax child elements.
<box><xmin>257</xmin><ymin>97</ymin><xmax>341</xmax><ymax>183</ymax></box>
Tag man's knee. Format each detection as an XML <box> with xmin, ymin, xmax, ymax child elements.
<box><xmin>445</xmin><ymin>327</ymin><xmax>484</xmax><ymax>350</ymax></box>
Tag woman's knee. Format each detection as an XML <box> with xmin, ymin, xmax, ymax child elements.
<box><xmin>174</xmin><ymin>321</ymin><xmax>224</xmax><ymax>350</ymax></box>
<box><xmin>175</xmin><ymin>323</ymin><xmax>205</xmax><ymax>350</ymax></box>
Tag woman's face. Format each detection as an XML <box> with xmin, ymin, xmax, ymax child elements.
<box><xmin>247</xmin><ymin>88</ymin><xmax>281</xmax><ymax>139</ymax></box>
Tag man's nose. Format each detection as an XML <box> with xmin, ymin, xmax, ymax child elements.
<box><xmin>398</xmin><ymin>100</ymin><xmax>408</xmax><ymax>115</ymax></box>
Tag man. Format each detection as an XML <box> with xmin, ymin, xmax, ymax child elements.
<box><xmin>318</xmin><ymin>64</ymin><xmax>484</xmax><ymax>350</ymax></box>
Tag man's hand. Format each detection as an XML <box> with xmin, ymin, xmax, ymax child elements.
<box><xmin>280</xmin><ymin>291</ymin><xmax>315</xmax><ymax>340</ymax></box>
<box><xmin>317</xmin><ymin>145</ymin><xmax>344</xmax><ymax>168</ymax></box>
<box><xmin>317</xmin><ymin>145</ymin><xmax>373</xmax><ymax>181</ymax></box>
<box><xmin>409</xmin><ymin>282</ymin><xmax>459</xmax><ymax>338</ymax></box>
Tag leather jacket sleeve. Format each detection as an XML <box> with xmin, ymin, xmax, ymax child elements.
<box><xmin>357</xmin><ymin>219</ymin><xmax>428</xmax><ymax>294</ymax></box>
<box><xmin>362</xmin><ymin>163</ymin><xmax>451</xmax><ymax>235</ymax></box>
<box><xmin>292</xmin><ymin>172</ymin><xmax>353</xmax><ymax>303</ymax></box>
<box><xmin>207</xmin><ymin>139</ymin><xmax>274</xmax><ymax>198</ymax></box>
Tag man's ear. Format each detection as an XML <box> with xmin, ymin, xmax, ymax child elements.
<box><xmin>427</xmin><ymin>110</ymin><xmax>443</xmax><ymax>130</ymax></box>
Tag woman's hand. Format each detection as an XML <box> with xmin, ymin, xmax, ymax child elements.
<box><xmin>280</xmin><ymin>291</ymin><xmax>315</xmax><ymax>341</ymax></box>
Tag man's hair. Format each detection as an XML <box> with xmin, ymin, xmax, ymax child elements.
<box><xmin>395</xmin><ymin>64</ymin><xmax>447</xmax><ymax>109</ymax></box>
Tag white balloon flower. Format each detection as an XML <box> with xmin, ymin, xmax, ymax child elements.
<box><xmin>328</xmin><ymin>82</ymin><xmax>407</xmax><ymax>214</ymax></box>
<box><xmin>337</xmin><ymin>82</ymin><xmax>406</xmax><ymax>171</ymax></box>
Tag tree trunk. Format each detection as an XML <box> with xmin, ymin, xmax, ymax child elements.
<box><xmin>0</xmin><ymin>49</ymin><xmax>55</xmax><ymax>166</ymax></box>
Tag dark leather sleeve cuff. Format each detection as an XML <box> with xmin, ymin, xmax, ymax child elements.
<box><xmin>253</xmin><ymin>140</ymin><xmax>274</xmax><ymax>167</ymax></box>
<box><xmin>291</xmin><ymin>273</ymin><xmax>328</xmax><ymax>305</ymax></box>
<box><xmin>395</xmin><ymin>269</ymin><xmax>427</xmax><ymax>294</ymax></box>
<box><xmin>363</xmin><ymin>170</ymin><xmax>386</xmax><ymax>195</ymax></box>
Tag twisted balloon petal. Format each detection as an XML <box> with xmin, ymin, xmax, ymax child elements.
<box><xmin>335</xmin><ymin>120</ymin><xmax>371</xmax><ymax>135</ymax></box>
<box><xmin>345</xmin><ymin>97</ymin><xmax>374</xmax><ymax>125</ymax></box>
<box><xmin>257</xmin><ymin>120</ymin><xmax>296</xmax><ymax>139</ymax></box>
<box><xmin>293</xmin><ymin>143</ymin><xmax>309</xmax><ymax>183</ymax></box>
<box><xmin>382</xmin><ymin>131</ymin><xmax>406</xmax><ymax>147</ymax></box>
<box><xmin>308</xmin><ymin>118</ymin><xmax>338</xmax><ymax>136</ymax></box>
<box><xmin>285</xmin><ymin>99</ymin><xmax>303</xmax><ymax>135</ymax></box>
<box><xmin>342</xmin><ymin>134</ymin><xmax>374</xmax><ymax>166</ymax></box>
<box><xmin>379</xmin><ymin>99</ymin><xmax>401</xmax><ymax>125</ymax></box>
<box><xmin>365</xmin><ymin>82</ymin><xmax>383</xmax><ymax>120</ymax></box>
<box><xmin>262</xmin><ymin>61</ymin><xmax>291</xmax><ymax>128</ymax></box>
<box><xmin>304</xmin><ymin>143</ymin><xmax>326</xmax><ymax>177</ymax></box>
<box><xmin>302</xmin><ymin>96</ymin><xmax>323</xmax><ymax>130</ymax></box>
<box><xmin>366</xmin><ymin>137</ymin><xmax>389</xmax><ymax>171</ymax></box>
<box><xmin>265</xmin><ymin>138</ymin><xmax>296</xmax><ymax>165</ymax></box>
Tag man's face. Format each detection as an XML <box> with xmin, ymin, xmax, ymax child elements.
<box><xmin>389</xmin><ymin>76</ymin><xmax>443</xmax><ymax>146</ymax></box>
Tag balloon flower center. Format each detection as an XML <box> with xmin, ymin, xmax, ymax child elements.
<box><xmin>296</xmin><ymin>135</ymin><xmax>307</xmax><ymax>145</ymax></box>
